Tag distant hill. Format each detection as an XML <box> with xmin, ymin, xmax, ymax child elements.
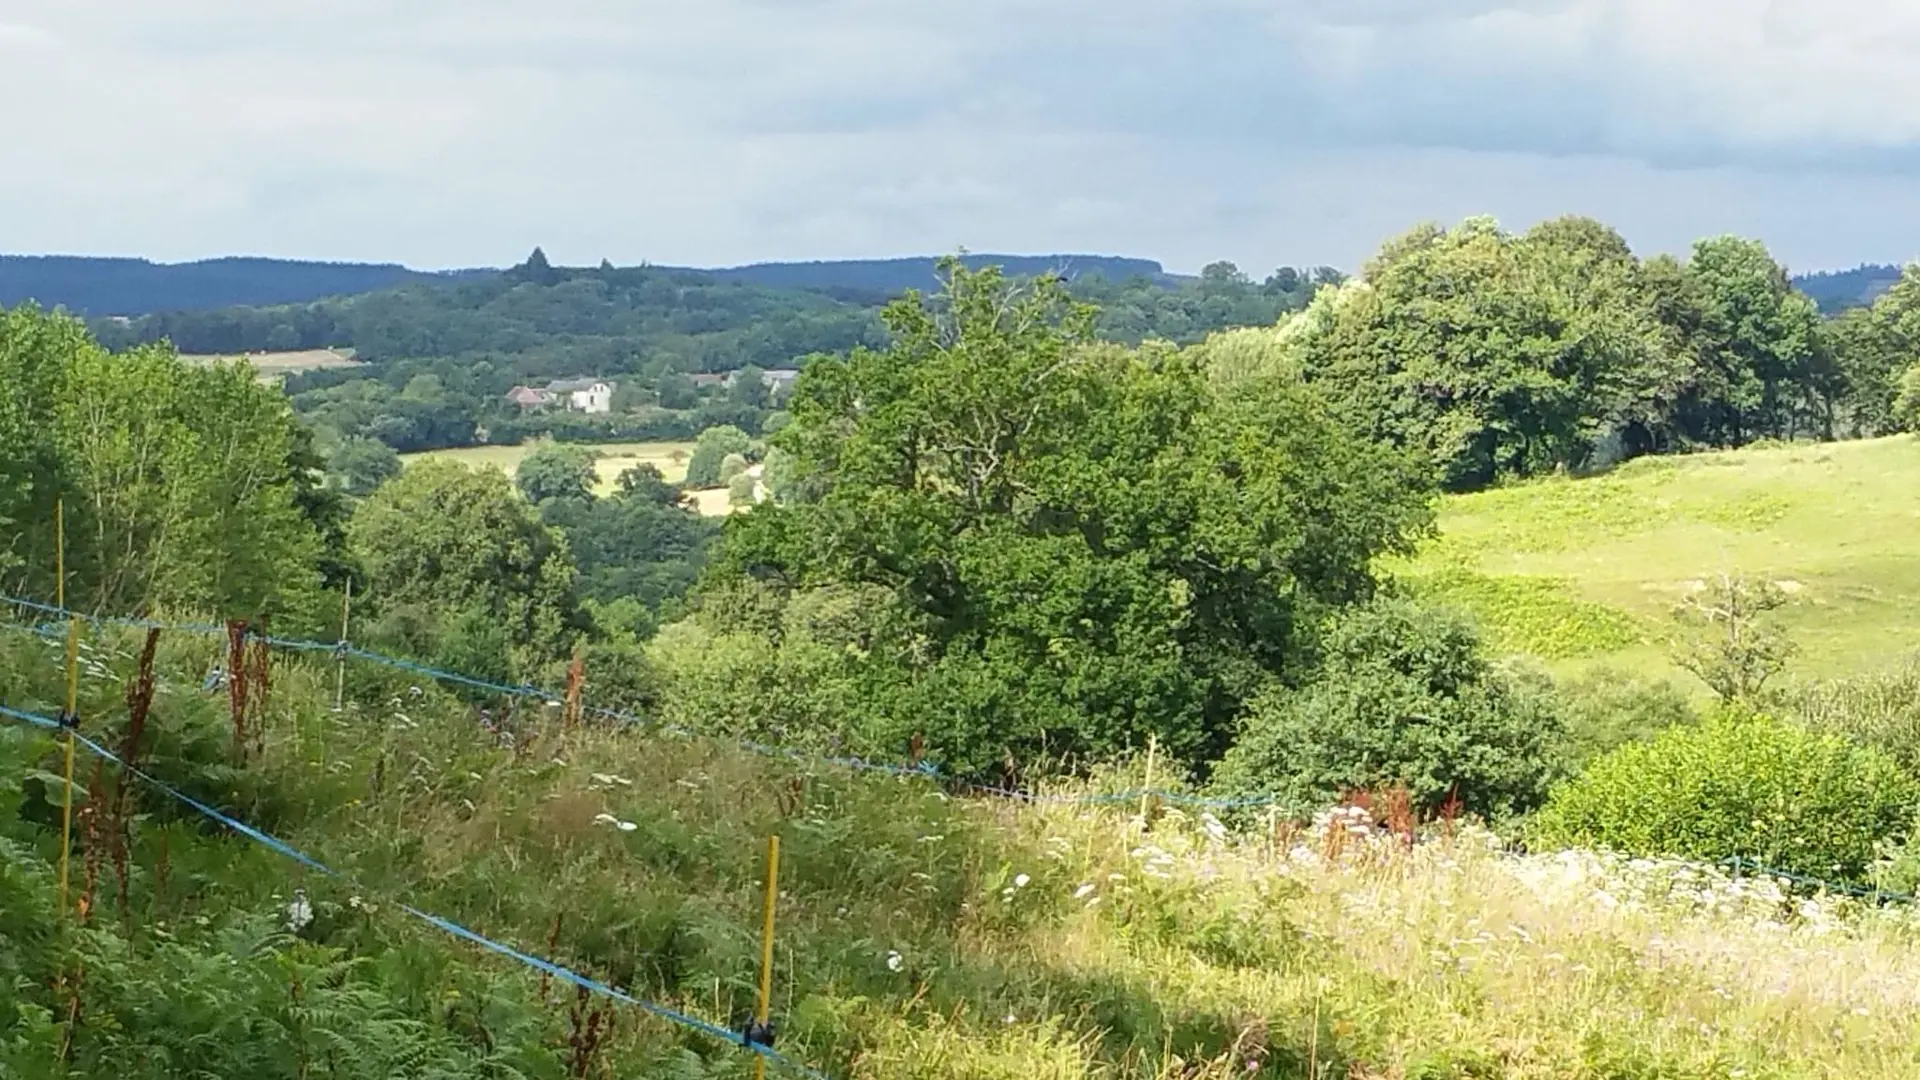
<box><xmin>1793</xmin><ymin>264</ymin><xmax>1904</xmax><ymax>313</ymax></box>
<box><xmin>0</xmin><ymin>252</ymin><xmax>1170</xmax><ymax>318</ymax></box>
<box><xmin>0</xmin><ymin>255</ymin><xmax>492</xmax><ymax>317</ymax></box>
<box><xmin>682</xmin><ymin>254</ymin><xmax>1170</xmax><ymax>301</ymax></box>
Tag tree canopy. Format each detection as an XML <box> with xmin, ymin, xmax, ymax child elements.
<box><xmin>701</xmin><ymin>260</ymin><xmax>1434</xmax><ymax>773</ymax></box>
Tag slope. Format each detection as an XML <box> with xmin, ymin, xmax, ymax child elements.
<box><xmin>1394</xmin><ymin>434</ymin><xmax>1920</xmax><ymax>687</ymax></box>
<box><xmin>4</xmin><ymin>613</ymin><xmax>1920</xmax><ymax>1078</ymax></box>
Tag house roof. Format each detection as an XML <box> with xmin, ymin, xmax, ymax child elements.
<box><xmin>505</xmin><ymin>386</ymin><xmax>548</xmax><ymax>405</ymax></box>
<box><xmin>546</xmin><ymin>377</ymin><xmax>611</xmax><ymax>393</ymax></box>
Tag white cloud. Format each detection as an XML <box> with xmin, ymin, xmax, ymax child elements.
<box><xmin>3</xmin><ymin>0</ymin><xmax>1920</xmax><ymax>273</ymax></box>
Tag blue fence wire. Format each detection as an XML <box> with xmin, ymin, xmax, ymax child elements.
<box><xmin>0</xmin><ymin>592</ymin><xmax>1286</xmax><ymax>811</ymax></box>
<box><xmin>0</xmin><ymin>699</ymin><xmax>832</xmax><ymax>1080</ymax></box>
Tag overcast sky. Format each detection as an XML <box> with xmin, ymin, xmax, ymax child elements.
<box><xmin>4</xmin><ymin>0</ymin><xmax>1920</xmax><ymax>274</ymax></box>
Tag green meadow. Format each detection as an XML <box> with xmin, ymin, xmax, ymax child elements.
<box><xmin>1394</xmin><ymin>434</ymin><xmax>1920</xmax><ymax>689</ymax></box>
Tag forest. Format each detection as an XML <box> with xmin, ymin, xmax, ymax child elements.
<box><xmin>6</xmin><ymin>214</ymin><xmax>1920</xmax><ymax>1077</ymax></box>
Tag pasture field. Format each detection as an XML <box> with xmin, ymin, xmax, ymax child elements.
<box><xmin>183</xmin><ymin>347</ymin><xmax>363</xmax><ymax>381</ymax></box>
<box><xmin>1394</xmin><ymin>434</ymin><xmax>1920</xmax><ymax>688</ymax></box>
<box><xmin>401</xmin><ymin>440</ymin><xmax>709</xmax><ymax>502</ymax></box>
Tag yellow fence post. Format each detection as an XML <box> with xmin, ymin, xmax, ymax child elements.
<box><xmin>1138</xmin><ymin>734</ymin><xmax>1159</xmax><ymax>828</ymax></box>
<box><xmin>752</xmin><ymin>833</ymin><xmax>782</xmax><ymax>1080</ymax></box>
<box><xmin>56</xmin><ymin>497</ymin><xmax>80</xmax><ymax>919</ymax></box>
<box><xmin>333</xmin><ymin>578</ymin><xmax>352</xmax><ymax>713</ymax></box>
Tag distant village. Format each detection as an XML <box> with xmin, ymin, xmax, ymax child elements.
<box><xmin>504</xmin><ymin>369</ymin><xmax>799</xmax><ymax>414</ymax></box>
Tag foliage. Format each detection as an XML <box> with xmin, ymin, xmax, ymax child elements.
<box><xmin>1288</xmin><ymin>216</ymin><xmax>1684</xmax><ymax>489</ymax></box>
<box><xmin>1788</xmin><ymin>663</ymin><xmax>1920</xmax><ymax>779</ymax></box>
<box><xmin>1404</xmin><ymin>563</ymin><xmax>1643</xmax><ymax>659</ymax></box>
<box><xmin>348</xmin><ymin>461</ymin><xmax>581</xmax><ymax>674</ymax></box>
<box><xmin>727</xmin><ymin>473</ymin><xmax>757</xmax><ymax>507</ymax></box>
<box><xmin>1895</xmin><ymin>364</ymin><xmax>1920</xmax><ymax>432</ymax></box>
<box><xmin>0</xmin><ymin>305</ymin><xmax>324</xmax><ymax>621</ymax></box>
<box><xmin>326</xmin><ymin>435</ymin><xmax>402</xmax><ymax>497</ymax></box>
<box><xmin>1669</xmin><ymin>573</ymin><xmax>1797</xmax><ymax>702</ymax></box>
<box><xmin>1532</xmin><ymin>708</ymin><xmax>1920</xmax><ymax>884</ymax></box>
<box><xmin>535</xmin><ymin>470</ymin><xmax>717</xmax><ymax>630</ymax></box>
<box><xmin>1211</xmin><ymin>597</ymin><xmax>1565</xmax><ymax>820</ymax></box>
<box><xmin>1285</xmin><ymin>218</ymin><xmax>1841</xmax><ymax>490</ymax></box>
<box><xmin>706</xmin><ymin>259</ymin><xmax>1433</xmax><ymax>773</ymax></box>
<box><xmin>1552</xmin><ymin>666</ymin><xmax>1697</xmax><ymax>773</ymax></box>
<box><xmin>515</xmin><ymin>442</ymin><xmax>600</xmax><ymax>505</ymax></box>
<box><xmin>684</xmin><ymin>425</ymin><xmax>752</xmax><ymax>489</ymax></box>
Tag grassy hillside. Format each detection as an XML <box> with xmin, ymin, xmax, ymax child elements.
<box><xmin>6</xmin><ymin>625</ymin><xmax>1920</xmax><ymax>1078</ymax></box>
<box><xmin>1396</xmin><ymin>434</ymin><xmax>1920</xmax><ymax>688</ymax></box>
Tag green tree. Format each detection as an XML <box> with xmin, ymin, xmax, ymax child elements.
<box><xmin>704</xmin><ymin>258</ymin><xmax>1433</xmax><ymax>772</ymax></box>
<box><xmin>1896</xmin><ymin>364</ymin><xmax>1920</xmax><ymax>431</ymax></box>
<box><xmin>730</xmin><ymin>365</ymin><xmax>772</xmax><ymax>408</ymax></box>
<box><xmin>515</xmin><ymin>442</ymin><xmax>599</xmax><ymax>504</ymax></box>
<box><xmin>685</xmin><ymin>425</ymin><xmax>752</xmax><ymax>488</ymax></box>
<box><xmin>1288</xmin><ymin>217</ymin><xmax>1679</xmax><ymax>489</ymax></box>
<box><xmin>349</xmin><ymin>461</ymin><xmax>580</xmax><ymax>672</ymax></box>
<box><xmin>1680</xmin><ymin>236</ymin><xmax>1827</xmax><ymax>442</ymax></box>
<box><xmin>327</xmin><ymin>436</ymin><xmax>401</xmax><ymax>497</ymax></box>
<box><xmin>1211</xmin><ymin>597</ymin><xmax>1564</xmax><ymax>820</ymax></box>
<box><xmin>728</xmin><ymin>472</ymin><xmax>757</xmax><ymax>507</ymax></box>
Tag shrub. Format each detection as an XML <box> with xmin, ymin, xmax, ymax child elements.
<box><xmin>684</xmin><ymin>425</ymin><xmax>752</xmax><ymax>488</ymax></box>
<box><xmin>1789</xmin><ymin>662</ymin><xmax>1920</xmax><ymax>778</ymax></box>
<box><xmin>727</xmin><ymin>472</ymin><xmax>757</xmax><ymax>507</ymax></box>
<box><xmin>1531</xmin><ymin>707</ymin><xmax>1920</xmax><ymax>884</ymax></box>
<box><xmin>1553</xmin><ymin>666</ymin><xmax>1697</xmax><ymax>773</ymax></box>
<box><xmin>1211</xmin><ymin>597</ymin><xmax>1564</xmax><ymax>821</ymax></box>
<box><xmin>718</xmin><ymin>452</ymin><xmax>750</xmax><ymax>483</ymax></box>
<box><xmin>1894</xmin><ymin>363</ymin><xmax>1920</xmax><ymax>432</ymax></box>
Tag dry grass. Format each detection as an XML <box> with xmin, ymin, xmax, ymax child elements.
<box><xmin>400</xmin><ymin>441</ymin><xmax>703</xmax><ymax>499</ymax></box>
<box><xmin>182</xmin><ymin>348</ymin><xmax>364</xmax><ymax>382</ymax></box>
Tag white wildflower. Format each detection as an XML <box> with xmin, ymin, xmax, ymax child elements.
<box><xmin>886</xmin><ymin>950</ymin><xmax>904</xmax><ymax>972</ymax></box>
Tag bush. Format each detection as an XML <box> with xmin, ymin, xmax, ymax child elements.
<box><xmin>685</xmin><ymin>425</ymin><xmax>752</xmax><ymax>488</ymax></box>
<box><xmin>1553</xmin><ymin>667</ymin><xmax>1696</xmax><ymax>773</ymax></box>
<box><xmin>1211</xmin><ymin>597</ymin><xmax>1564</xmax><ymax>821</ymax></box>
<box><xmin>1531</xmin><ymin>707</ymin><xmax>1920</xmax><ymax>884</ymax></box>
<box><xmin>1789</xmin><ymin>662</ymin><xmax>1920</xmax><ymax>778</ymax></box>
<box><xmin>727</xmin><ymin>472</ymin><xmax>757</xmax><ymax>507</ymax></box>
<box><xmin>718</xmin><ymin>452</ymin><xmax>750</xmax><ymax>483</ymax></box>
<box><xmin>1894</xmin><ymin>363</ymin><xmax>1920</xmax><ymax>432</ymax></box>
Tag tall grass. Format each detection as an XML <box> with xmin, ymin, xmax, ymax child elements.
<box><xmin>7</xmin><ymin>626</ymin><xmax>1920</xmax><ymax>1077</ymax></box>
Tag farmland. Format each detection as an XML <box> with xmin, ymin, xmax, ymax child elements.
<box><xmin>182</xmin><ymin>347</ymin><xmax>363</xmax><ymax>381</ymax></box>
<box><xmin>1396</xmin><ymin>434</ymin><xmax>1920</xmax><ymax>688</ymax></box>
<box><xmin>400</xmin><ymin>440</ymin><xmax>709</xmax><ymax>501</ymax></box>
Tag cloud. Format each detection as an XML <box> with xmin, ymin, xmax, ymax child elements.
<box><xmin>3</xmin><ymin>0</ymin><xmax>1920</xmax><ymax>273</ymax></box>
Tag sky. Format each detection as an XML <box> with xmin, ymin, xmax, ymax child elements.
<box><xmin>4</xmin><ymin>0</ymin><xmax>1920</xmax><ymax>275</ymax></box>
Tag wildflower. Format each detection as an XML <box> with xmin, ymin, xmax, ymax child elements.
<box><xmin>1013</xmin><ymin>873</ymin><xmax>1031</xmax><ymax>888</ymax></box>
<box><xmin>285</xmin><ymin>889</ymin><xmax>313</xmax><ymax>933</ymax></box>
<box><xmin>1200</xmin><ymin>812</ymin><xmax>1228</xmax><ymax>842</ymax></box>
<box><xmin>1074</xmin><ymin>883</ymin><xmax>1096</xmax><ymax>900</ymax></box>
<box><xmin>886</xmin><ymin>950</ymin><xmax>904</xmax><ymax>972</ymax></box>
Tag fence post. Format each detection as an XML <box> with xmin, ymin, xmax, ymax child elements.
<box><xmin>1138</xmin><ymin>734</ymin><xmax>1159</xmax><ymax>828</ymax></box>
<box><xmin>752</xmin><ymin>834</ymin><xmax>782</xmax><ymax>1080</ymax></box>
<box><xmin>333</xmin><ymin>578</ymin><xmax>352</xmax><ymax>713</ymax></box>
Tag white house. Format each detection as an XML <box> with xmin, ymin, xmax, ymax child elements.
<box><xmin>545</xmin><ymin>378</ymin><xmax>615</xmax><ymax>414</ymax></box>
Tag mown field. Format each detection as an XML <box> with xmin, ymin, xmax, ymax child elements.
<box><xmin>1394</xmin><ymin>434</ymin><xmax>1920</xmax><ymax>688</ymax></box>
<box><xmin>402</xmin><ymin>440</ymin><xmax>704</xmax><ymax>500</ymax></box>
<box><xmin>182</xmin><ymin>347</ymin><xmax>363</xmax><ymax>382</ymax></box>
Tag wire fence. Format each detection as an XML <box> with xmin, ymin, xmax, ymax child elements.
<box><xmin>0</xmin><ymin>698</ymin><xmax>831</xmax><ymax>1080</ymax></box>
<box><xmin>0</xmin><ymin>592</ymin><xmax>1288</xmax><ymax>811</ymax></box>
